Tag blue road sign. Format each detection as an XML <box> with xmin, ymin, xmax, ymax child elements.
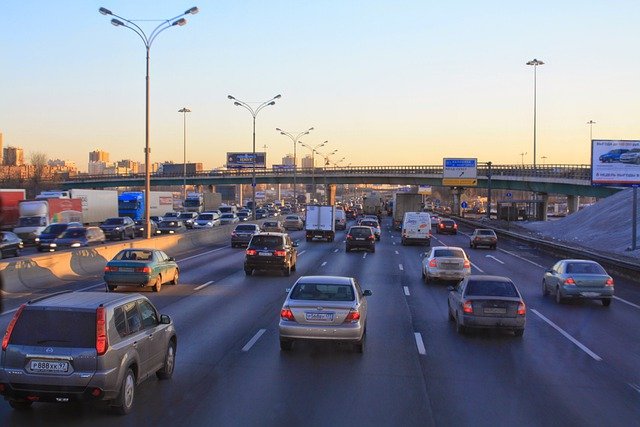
<box><xmin>461</xmin><ymin>201</ymin><xmax>468</xmax><ymax>208</ymax></box>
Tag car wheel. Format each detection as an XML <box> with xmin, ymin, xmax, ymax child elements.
<box><xmin>280</xmin><ymin>339</ymin><xmax>293</xmax><ymax>351</ymax></box>
<box><xmin>113</xmin><ymin>368</ymin><xmax>136</xmax><ymax>415</ymax></box>
<box><xmin>283</xmin><ymin>265</ymin><xmax>291</xmax><ymax>277</ymax></box>
<box><xmin>291</xmin><ymin>262</ymin><xmax>297</xmax><ymax>272</ymax></box>
<box><xmin>8</xmin><ymin>399</ymin><xmax>32</xmax><ymax>410</ymax></box>
<box><xmin>153</xmin><ymin>276</ymin><xmax>162</xmax><ymax>293</ymax></box>
<box><xmin>244</xmin><ymin>268</ymin><xmax>253</xmax><ymax>276</ymax></box>
<box><xmin>555</xmin><ymin>286</ymin><xmax>564</xmax><ymax>304</ymax></box>
<box><xmin>492</xmin><ymin>245</ymin><xmax>497</xmax><ymax>250</ymax></box>
<box><xmin>542</xmin><ymin>280</ymin><xmax>549</xmax><ymax>296</ymax></box>
<box><xmin>354</xmin><ymin>331</ymin><xmax>366</xmax><ymax>353</ymax></box>
<box><xmin>156</xmin><ymin>341</ymin><xmax>176</xmax><ymax>380</ymax></box>
<box><xmin>107</xmin><ymin>284</ymin><xmax>117</xmax><ymax>292</ymax></box>
<box><xmin>602</xmin><ymin>298</ymin><xmax>612</xmax><ymax>307</ymax></box>
<box><xmin>455</xmin><ymin>316</ymin><xmax>466</xmax><ymax>335</ymax></box>
<box><xmin>421</xmin><ymin>268</ymin><xmax>425</xmax><ymax>279</ymax></box>
<box><xmin>370</xmin><ymin>246</ymin><xmax>375</xmax><ymax>253</ymax></box>
<box><xmin>514</xmin><ymin>329</ymin><xmax>525</xmax><ymax>337</ymax></box>
<box><xmin>424</xmin><ymin>273</ymin><xmax>430</xmax><ymax>284</ymax></box>
<box><xmin>448</xmin><ymin>305</ymin><xmax>454</xmax><ymax>321</ymax></box>
<box><xmin>172</xmin><ymin>270</ymin><xmax>179</xmax><ymax>285</ymax></box>
<box><xmin>14</xmin><ymin>247</ymin><xmax>21</xmax><ymax>257</ymax></box>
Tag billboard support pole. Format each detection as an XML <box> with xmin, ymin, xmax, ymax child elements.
<box><xmin>633</xmin><ymin>186</ymin><xmax>638</xmax><ymax>251</ymax></box>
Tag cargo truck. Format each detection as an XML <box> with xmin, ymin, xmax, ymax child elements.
<box><xmin>0</xmin><ymin>189</ymin><xmax>26</xmax><ymax>230</ymax></box>
<box><xmin>305</xmin><ymin>205</ymin><xmax>336</xmax><ymax>242</ymax></box>
<box><xmin>392</xmin><ymin>193</ymin><xmax>424</xmax><ymax>230</ymax></box>
<box><xmin>69</xmin><ymin>189</ymin><xmax>118</xmax><ymax>224</ymax></box>
<box><xmin>203</xmin><ymin>192</ymin><xmax>222</xmax><ymax>211</ymax></box>
<box><xmin>363</xmin><ymin>192</ymin><xmax>384</xmax><ymax>220</ymax></box>
<box><xmin>183</xmin><ymin>192</ymin><xmax>204</xmax><ymax>213</ymax></box>
<box><xmin>13</xmin><ymin>199</ymin><xmax>83</xmax><ymax>243</ymax></box>
<box><xmin>118</xmin><ymin>191</ymin><xmax>174</xmax><ymax>220</ymax></box>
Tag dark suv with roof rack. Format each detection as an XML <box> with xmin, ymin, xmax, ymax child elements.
<box><xmin>244</xmin><ymin>232</ymin><xmax>298</xmax><ymax>276</ymax></box>
<box><xmin>0</xmin><ymin>291</ymin><xmax>176</xmax><ymax>415</ymax></box>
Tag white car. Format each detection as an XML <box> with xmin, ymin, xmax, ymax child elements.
<box><xmin>193</xmin><ymin>212</ymin><xmax>221</xmax><ymax>228</ymax></box>
<box><xmin>422</xmin><ymin>246</ymin><xmax>471</xmax><ymax>283</ymax></box>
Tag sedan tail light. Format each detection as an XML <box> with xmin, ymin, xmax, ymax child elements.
<box><xmin>428</xmin><ymin>259</ymin><xmax>438</xmax><ymax>268</ymax></box>
<box><xmin>368</xmin><ymin>235</ymin><xmax>375</xmax><ymax>241</ymax></box>
<box><xmin>246</xmin><ymin>249</ymin><xmax>257</xmax><ymax>256</ymax></box>
<box><xmin>135</xmin><ymin>267</ymin><xmax>151</xmax><ymax>273</ymax></box>
<box><xmin>344</xmin><ymin>309</ymin><xmax>361</xmax><ymax>323</ymax></box>
<box><xmin>517</xmin><ymin>301</ymin><xmax>526</xmax><ymax>316</ymax></box>
<box><xmin>463</xmin><ymin>260</ymin><xmax>470</xmax><ymax>269</ymax></box>
<box><xmin>462</xmin><ymin>301</ymin><xmax>473</xmax><ymax>314</ymax></box>
<box><xmin>280</xmin><ymin>307</ymin><xmax>295</xmax><ymax>321</ymax></box>
<box><xmin>2</xmin><ymin>304</ymin><xmax>25</xmax><ymax>351</ymax></box>
<box><xmin>564</xmin><ymin>278</ymin><xmax>576</xmax><ymax>285</ymax></box>
<box><xmin>104</xmin><ymin>266</ymin><xmax>118</xmax><ymax>272</ymax></box>
<box><xmin>605</xmin><ymin>278</ymin><xmax>614</xmax><ymax>287</ymax></box>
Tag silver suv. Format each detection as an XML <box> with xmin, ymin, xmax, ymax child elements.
<box><xmin>0</xmin><ymin>291</ymin><xmax>177</xmax><ymax>414</ymax></box>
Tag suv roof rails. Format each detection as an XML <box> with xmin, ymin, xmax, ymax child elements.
<box><xmin>27</xmin><ymin>290</ymin><xmax>75</xmax><ymax>305</ymax></box>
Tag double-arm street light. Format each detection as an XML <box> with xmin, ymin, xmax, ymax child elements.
<box><xmin>319</xmin><ymin>149</ymin><xmax>338</xmax><ymax>204</ymax></box>
<box><xmin>99</xmin><ymin>6</ymin><xmax>199</xmax><ymax>239</ymax></box>
<box><xmin>526</xmin><ymin>58</ymin><xmax>544</xmax><ymax>168</ymax></box>
<box><xmin>587</xmin><ymin>120</ymin><xmax>596</xmax><ymax>142</ymax></box>
<box><xmin>179</xmin><ymin>107</ymin><xmax>191</xmax><ymax>201</ymax></box>
<box><xmin>276</xmin><ymin>127</ymin><xmax>314</xmax><ymax>204</ymax></box>
<box><xmin>299</xmin><ymin>140</ymin><xmax>327</xmax><ymax>201</ymax></box>
<box><xmin>228</xmin><ymin>94</ymin><xmax>281</xmax><ymax>219</ymax></box>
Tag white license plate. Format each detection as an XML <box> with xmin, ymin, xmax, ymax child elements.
<box><xmin>581</xmin><ymin>292</ymin><xmax>600</xmax><ymax>297</ymax></box>
<box><xmin>484</xmin><ymin>307</ymin><xmax>506</xmax><ymax>314</ymax></box>
<box><xmin>259</xmin><ymin>252</ymin><xmax>272</xmax><ymax>256</ymax></box>
<box><xmin>30</xmin><ymin>360</ymin><xmax>69</xmax><ymax>373</ymax></box>
<box><xmin>305</xmin><ymin>312</ymin><xmax>334</xmax><ymax>321</ymax></box>
<box><xmin>355</xmin><ymin>238</ymin><xmax>365</xmax><ymax>241</ymax></box>
<box><xmin>119</xmin><ymin>267</ymin><xmax>134</xmax><ymax>272</ymax></box>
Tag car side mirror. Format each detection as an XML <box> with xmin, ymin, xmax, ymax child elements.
<box><xmin>362</xmin><ymin>290</ymin><xmax>372</xmax><ymax>296</ymax></box>
<box><xmin>292</xmin><ymin>241</ymin><xmax>299</xmax><ymax>247</ymax></box>
<box><xmin>447</xmin><ymin>286</ymin><xmax>455</xmax><ymax>291</ymax></box>
<box><xmin>168</xmin><ymin>257</ymin><xmax>175</xmax><ymax>262</ymax></box>
<box><xmin>160</xmin><ymin>314</ymin><xmax>171</xmax><ymax>324</ymax></box>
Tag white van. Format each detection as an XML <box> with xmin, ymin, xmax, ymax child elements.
<box><xmin>334</xmin><ymin>208</ymin><xmax>347</xmax><ymax>230</ymax></box>
<box><xmin>401</xmin><ymin>212</ymin><xmax>431</xmax><ymax>245</ymax></box>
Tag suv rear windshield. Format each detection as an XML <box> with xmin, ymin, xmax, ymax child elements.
<box><xmin>349</xmin><ymin>227</ymin><xmax>373</xmax><ymax>238</ymax></box>
<box><xmin>10</xmin><ymin>308</ymin><xmax>96</xmax><ymax>348</ymax></box>
<box><xmin>250</xmin><ymin>235</ymin><xmax>283</xmax><ymax>248</ymax></box>
<box><xmin>466</xmin><ymin>280</ymin><xmax>518</xmax><ymax>297</ymax></box>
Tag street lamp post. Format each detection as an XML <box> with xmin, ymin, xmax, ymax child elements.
<box><xmin>587</xmin><ymin>120</ymin><xmax>596</xmax><ymax>142</ymax></box>
<box><xmin>99</xmin><ymin>6</ymin><xmax>198</xmax><ymax>239</ymax></box>
<box><xmin>276</xmin><ymin>127</ymin><xmax>314</xmax><ymax>205</ymax></box>
<box><xmin>526</xmin><ymin>58</ymin><xmax>544</xmax><ymax>168</ymax></box>
<box><xmin>228</xmin><ymin>94</ymin><xmax>281</xmax><ymax>220</ymax></box>
<box><xmin>319</xmin><ymin>149</ymin><xmax>338</xmax><ymax>204</ymax></box>
<box><xmin>299</xmin><ymin>140</ymin><xmax>327</xmax><ymax>202</ymax></box>
<box><xmin>520</xmin><ymin>152</ymin><xmax>528</xmax><ymax>166</ymax></box>
<box><xmin>179</xmin><ymin>107</ymin><xmax>191</xmax><ymax>202</ymax></box>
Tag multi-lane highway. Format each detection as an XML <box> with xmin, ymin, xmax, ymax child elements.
<box><xmin>1</xmin><ymin>217</ymin><xmax>640</xmax><ymax>426</ymax></box>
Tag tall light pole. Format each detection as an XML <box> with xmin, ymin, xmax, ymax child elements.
<box><xmin>99</xmin><ymin>6</ymin><xmax>199</xmax><ymax>239</ymax></box>
<box><xmin>526</xmin><ymin>58</ymin><xmax>544</xmax><ymax>168</ymax></box>
<box><xmin>587</xmin><ymin>120</ymin><xmax>596</xmax><ymax>142</ymax></box>
<box><xmin>228</xmin><ymin>94</ymin><xmax>281</xmax><ymax>220</ymax></box>
<box><xmin>299</xmin><ymin>140</ymin><xmax>327</xmax><ymax>202</ymax></box>
<box><xmin>276</xmin><ymin>126</ymin><xmax>314</xmax><ymax>205</ymax></box>
<box><xmin>178</xmin><ymin>107</ymin><xmax>191</xmax><ymax>202</ymax></box>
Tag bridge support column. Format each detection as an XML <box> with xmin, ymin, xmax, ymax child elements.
<box><xmin>452</xmin><ymin>188</ymin><xmax>463</xmax><ymax>216</ymax></box>
<box><xmin>276</xmin><ymin>184</ymin><xmax>281</xmax><ymax>202</ymax></box>
<box><xmin>567</xmin><ymin>195</ymin><xmax>580</xmax><ymax>214</ymax></box>
<box><xmin>238</xmin><ymin>184</ymin><xmax>243</xmax><ymax>207</ymax></box>
<box><xmin>538</xmin><ymin>193</ymin><xmax>549</xmax><ymax>221</ymax></box>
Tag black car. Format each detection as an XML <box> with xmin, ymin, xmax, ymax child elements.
<box><xmin>437</xmin><ymin>219</ymin><xmax>458</xmax><ymax>234</ymax></box>
<box><xmin>0</xmin><ymin>231</ymin><xmax>23</xmax><ymax>259</ymax></box>
<box><xmin>255</xmin><ymin>209</ymin><xmax>269</xmax><ymax>219</ymax></box>
<box><xmin>100</xmin><ymin>217</ymin><xmax>136</xmax><ymax>240</ymax></box>
<box><xmin>35</xmin><ymin>222</ymin><xmax>83</xmax><ymax>252</ymax></box>
<box><xmin>52</xmin><ymin>226</ymin><xmax>106</xmax><ymax>249</ymax></box>
<box><xmin>134</xmin><ymin>219</ymin><xmax>159</xmax><ymax>237</ymax></box>
<box><xmin>157</xmin><ymin>220</ymin><xmax>186</xmax><ymax>234</ymax></box>
<box><xmin>244</xmin><ymin>233</ymin><xmax>298</xmax><ymax>276</ymax></box>
<box><xmin>345</xmin><ymin>226</ymin><xmax>376</xmax><ymax>253</ymax></box>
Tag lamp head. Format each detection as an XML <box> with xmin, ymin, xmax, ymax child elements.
<box><xmin>227</xmin><ymin>95</ymin><xmax>235</xmax><ymax>100</ymax></box>
<box><xmin>234</xmin><ymin>102</ymin><xmax>241</xmax><ymax>107</ymax></box>
<box><xmin>99</xmin><ymin>7</ymin><xmax>112</xmax><ymax>15</ymax></box>
<box><xmin>185</xmin><ymin>6</ymin><xmax>199</xmax><ymax>15</ymax></box>
<box><xmin>173</xmin><ymin>18</ymin><xmax>187</xmax><ymax>26</ymax></box>
<box><xmin>276</xmin><ymin>128</ymin><xmax>282</xmax><ymax>131</ymax></box>
<box><xmin>111</xmin><ymin>18</ymin><xmax>124</xmax><ymax>27</ymax></box>
<box><xmin>268</xmin><ymin>101</ymin><xmax>276</xmax><ymax>106</ymax></box>
<box><xmin>274</xmin><ymin>94</ymin><xmax>282</xmax><ymax>99</ymax></box>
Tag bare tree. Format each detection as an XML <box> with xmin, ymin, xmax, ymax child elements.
<box><xmin>29</xmin><ymin>151</ymin><xmax>48</xmax><ymax>197</ymax></box>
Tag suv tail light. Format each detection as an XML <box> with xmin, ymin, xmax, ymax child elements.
<box><xmin>517</xmin><ymin>301</ymin><xmax>526</xmax><ymax>316</ymax></box>
<box><xmin>346</xmin><ymin>234</ymin><xmax>352</xmax><ymax>240</ymax></box>
<box><xmin>439</xmin><ymin>223</ymin><xmax>444</xmax><ymax>228</ymax></box>
<box><xmin>462</xmin><ymin>301</ymin><xmax>473</xmax><ymax>314</ymax></box>
<box><xmin>605</xmin><ymin>278</ymin><xmax>614</xmax><ymax>286</ymax></box>
<box><xmin>246</xmin><ymin>249</ymin><xmax>257</xmax><ymax>256</ymax></box>
<box><xmin>2</xmin><ymin>304</ymin><xmax>25</xmax><ymax>351</ymax></box>
<box><xmin>344</xmin><ymin>309</ymin><xmax>361</xmax><ymax>323</ymax></box>
<box><xmin>428</xmin><ymin>259</ymin><xmax>438</xmax><ymax>268</ymax></box>
<box><xmin>280</xmin><ymin>307</ymin><xmax>295</xmax><ymax>321</ymax></box>
<box><xmin>96</xmin><ymin>307</ymin><xmax>108</xmax><ymax>356</ymax></box>
<box><xmin>368</xmin><ymin>235</ymin><xmax>375</xmax><ymax>241</ymax></box>
<box><xmin>564</xmin><ymin>278</ymin><xmax>576</xmax><ymax>285</ymax></box>
<box><xmin>274</xmin><ymin>250</ymin><xmax>287</xmax><ymax>257</ymax></box>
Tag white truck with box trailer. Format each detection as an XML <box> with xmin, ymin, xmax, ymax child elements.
<box><xmin>305</xmin><ymin>205</ymin><xmax>336</xmax><ymax>242</ymax></box>
<box><xmin>392</xmin><ymin>193</ymin><xmax>424</xmax><ymax>230</ymax></box>
<box><xmin>69</xmin><ymin>189</ymin><xmax>118</xmax><ymax>224</ymax></box>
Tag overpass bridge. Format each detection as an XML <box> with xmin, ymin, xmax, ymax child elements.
<box><xmin>61</xmin><ymin>164</ymin><xmax>619</xmax><ymax>198</ymax></box>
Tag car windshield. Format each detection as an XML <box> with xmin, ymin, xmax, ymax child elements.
<box><xmin>286</xmin><ymin>216</ymin><xmax>299</xmax><ymax>220</ymax></box>
<box><xmin>103</xmin><ymin>218</ymin><xmax>124</xmax><ymax>225</ymax></box>
<box><xmin>466</xmin><ymin>280</ymin><xmax>518</xmax><ymax>297</ymax></box>
<box><xmin>290</xmin><ymin>283</ymin><xmax>355</xmax><ymax>301</ymax></box>
<box><xmin>114</xmin><ymin>250</ymin><xmax>153</xmax><ymax>261</ymax></box>
<box><xmin>178</xmin><ymin>213</ymin><xmax>194</xmax><ymax>219</ymax></box>
<box><xmin>565</xmin><ymin>262</ymin><xmax>607</xmax><ymax>274</ymax></box>
<box><xmin>264</xmin><ymin>222</ymin><xmax>277</xmax><ymax>227</ymax></box>
<box><xmin>221</xmin><ymin>213</ymin><xmax>235</xmax><ymax>218</ymax></box>
<box><xmin>42</xmin><ymin>224</ymin><xmax>68</xmax><ymax>235</ymax></box>
<box><xmin>61</xmin><ymin>228</ymin><xmax>86</xmax><ymax>238</ymax></box>
<box><xmin>198</xmin><ymin>214</ymin><xmax>214</xmax><ymax>220</ymax></box>
<box><xmin>250</xmin><ymin>235</ymin><xmax>283</xmax><ymax>248</ymax></box>
<box><xmin>433</xmin><ymin>249</ymin><xmax>465</xmax><ymax>258</ymax></box>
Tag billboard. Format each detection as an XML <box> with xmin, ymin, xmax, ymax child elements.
<box><xmin>442</xmin><ymin>158</ymin><xmax>477</xmax><ymax>186</ymax></box>
<box><xmin>418</xmin><ymin>185</ymin><xmax>432</xmax><ymax>195</ymax></box>
<box><xmin>226</xmin><ymin>152</ymin><xmax>266</xmax><ymax>169</ymax></box>
<box><xmin>591</xmin><ymin>140</ymin><xmax>640</xmax><ymax>186</ymax></box>
<box><xmin>272</xmin><ymin>164</ymin><xmax>295</xmax><ymax>172</ymax></box>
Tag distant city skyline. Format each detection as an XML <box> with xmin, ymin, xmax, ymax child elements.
<box><xmin>2</xmin><ymin>1</ymin><xmax>639</xmax><ymax>170</ymax></box>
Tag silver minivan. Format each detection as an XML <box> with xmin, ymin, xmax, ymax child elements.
<box><xmin>0</xmin><ymin>291</ymin><xmax>177</xmax><ymax>414</ymax></box>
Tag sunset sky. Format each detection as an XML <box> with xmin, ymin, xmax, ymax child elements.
<box><xmin>2</xmin><ymin>1</ymin><xmax>639</xmax><ymax>171</ymax></box>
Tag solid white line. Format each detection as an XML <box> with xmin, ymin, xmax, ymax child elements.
<box><xmin>321</xmin><ymin>261</ymin><xmax>327</xmax><ymax>267</ymax></box>
<box><xmin>79</xmin><ymin>282</ymin><xmax>106</xmax><ymax>292</ymax></box>
<box><xmin>194</xmin><ymin>280</ymin><xmax>214</xmax><ymax>291</ymax></box>
<box><xmin>395</xmin><ymin>250</ymin><xmax>399</xmax><ymax>255</ymax></box>
<box><xmin>333</xmin><ymin>248</ymin><xmax>339</xmax><ymax>253</ymax></box>
<box><xmin>180</xmin><ymin>246</ymin><xmax>229</xmax><ymax>262</ymax></box>
<box><xmin>399</xmin><ymin>264</ymin><xmax>404</xmax><ymax>271</ymax></box>
<box><xmin>498</xmin><ymin>248</ymin><xmax>547</xmax><ymax>269</ymax></box>
<box><xmin>404</xmin><ymin>286</ymin><xmax>410</xmax><ymax>296</ymax></box>
<box><xmin>297</xmin><ymin>250</ymin><xmax>307</xmax><ymax>256</ymax></box>
<box><xmin>414</xmin><ymin>332</ymin><xmax>426</xmax><ymax>355</ymax></box>
<box><xmin>531</xmin><ymin>309</ymin><xmax>602</xmax><ymax>361</ymax></box>
<box><xmin>1</xmin><ymin>307</ymin><xmax>18</xmax><ymax>316</ymax></box>
<box><xmin>242</xmin><ymin>329</ymin><xmax>266</xmax><ymax>352</ymax></box>
<box><xmin>485</xmin><ymin>255</ymin><xmax>504</xmax><ymax>264</ymax></box>
<box><xmin>471</xmin><ymin>263</ymin><xmax>485</xmax><ymax>273</ymax></box>
<box><xmin>613</xmin><ymin>296</ymin><xmax>640</xmax><ymax>310</ymax></box>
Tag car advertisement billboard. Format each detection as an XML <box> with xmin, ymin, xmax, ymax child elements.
<box><xmin>591</xmin><ymin>140</ymin><xmax>640</xmax><ymax>186</ymax></box>
<box><xmin>226</xmin><ymin>152</ymin><xmax>266</xmax><ymax>169</ymax></box>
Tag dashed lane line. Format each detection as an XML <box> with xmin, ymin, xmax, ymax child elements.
<box><xmin>414</xmin><ymin>332</ymin><xmax>426</xmax><ymax>355</ymax></box>
<box><xmin>485</xmin><ymin>255</ymin><xmax>504</xmax><ymax>264</ymax></box>
<box><xmin>333</xmin><ymin>248</ymin><xmax>339</xmax><ymax>253</ymax></box>
<box><xmin>404</xmin><ymin>286</ymin><xmax>410</xmax><ymax>296</ymax></box>
<box><xmin>471</xmin><ymin>263</ymin><xmax>485</xmax><ymax>273</ymax></box>
<box><xmin>395</xmin><ymin>250</ymin><xmax>399</xmax><ymax>255</ymax></box>
<box><xmin>498</xmin><ymin>248</ymin><xmax>547</xmax><ymax>269</ymax></box>
<box><xmin>321</xmin><ymin>261</ymin><xmax>327</xmax><ymax>267</ymax></box>
<box><xmin>531</xmin><ymin>309</ymin><xmax>602</xmax><ymax>361</ymax></box>
<box><xmin>399</xmin><ymin>264</ymin><xmax>404</xmax><ymax>271</ymax></box>
<box><xmin>242</xmin><ymin>329</ymin><xmax>266</xmax><ymax>352</ymax></box>
<box><xmin>194</xmin><ymin>280</ymin><xmax>214</xmax><ymax>291</ymax></box>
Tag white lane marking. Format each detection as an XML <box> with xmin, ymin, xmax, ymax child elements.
<box><xmin>471</xmin><ymin>263</ymin><xmax>485</xmax><ymax>273</ymax></box>
<box><xmin>79</xmin><ymin>282</ymin><xmax>106</xmax><ymax>292</ymax></box>
<box><xmin>485</xmin><ymin>255</ymin><xmax>504</xmax><ymax>264</ymax></box>
<box><xmin>180</xmin><ymin>246</ymin><xmax>229</xmax><ymax>262</ymax></box>
<box><xmin>404</xmin><ymin>286</ymin><xmax>410</xmax><ymax>296</ymax></box>
<box><xmin>1</xmin><ymin>307</ymin><xmax>18</xmax><ymax>316</ymax></box>
<box><xmin>613</xmin><ymin>296</ymin><xmax>640</xmax><ymax>310</ymax></box>
<box><xmin>498</xmin><ymin>248</ymin><xmax>547</xmax><ymax>269</ymax></box>
<box><xmin>321</xmin><ymin>261</ymin><xmax>327</xmax><ymax>267</ymax></box>
<box><xmin>333</xmin><ymin>248</ymin><xmax>339</xmax><ymax>253</ymax></box>
<box><xmin>242</xmin><ymin>329</ymin><xmax>266</xmax><ymax>352</ymax></box>
<box><xmin>399</xmin><ymin>264</ymin><xmax>404</xmax><ymax>271</ymax></box>
<box><xmin>395</xmin><ymin>250</ymin><xmax>399</xmax><ymax>255</ymax></box>
<box><xmin>194</xmin><ymin>280</ymin><xmax>214</xmax><ymax>291</ymax></box>
<box><xmin>392</xmin><ymin>242</ymin><xmax>396</xmax><ymax>245</ymax></box>
<box><xmin>629</xmin><ymin>383</ymin><xmax>640</xmax><ymax>394</ymax></box>
<box><xmin>414</xmin><ymin>332</ymin><xmax>426</xmax><ymax>355</ymax></box>
<box><xmin>363</xmin><ymin>253</ymin><xmax>367</xmax><ymax>259</ymax></box>
<box><xmin>531</xmin><ymin>309</ymin><xmax>602</xmax><ymax>361</ymax></box>
<box><xmin>297</xmin><ymin>250</ymin><xmax>307</xmax><ymax>256</ymax></box>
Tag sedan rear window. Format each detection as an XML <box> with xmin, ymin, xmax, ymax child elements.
<box><xmin>291</xmin><ymin>283</ymin><xmax>355</xmax><ymax>301</ymax></box>
<box><xmin>361</xmin><ymin>220</ymin><xmax>379</xmax><ymax>227</ymax></box>
<box><xmin>236</xmin><ymin>225</ymin><xmax>258</xmax><ymax>231</ymax></box>
<box><xmin>466</xmin><ymin>280</ymin><xmax>518</xmax><ymax>297</ymax></box>
<box><xmin>9</xmin><ymin>309</ymin><xmax>96</xmax><ymax>348</ymax></box>
<box><xmin>434</xmin><ymin>249</ymin><xmax>465</xmax><ymax>258</ymax></box>
<box><xmin>103</xmin><ymin>218</ymin><xmax>124</xmax><ymax>225</ymax></box>
<box><xmin>565</xmin><ymin>262</ymin><xmax>606</xmax><ymax>274</ymax></box>
<box><xmin>476</xmin><ymin>230</ymin><xmax>496</xmax><ymax>236</ymax></box>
